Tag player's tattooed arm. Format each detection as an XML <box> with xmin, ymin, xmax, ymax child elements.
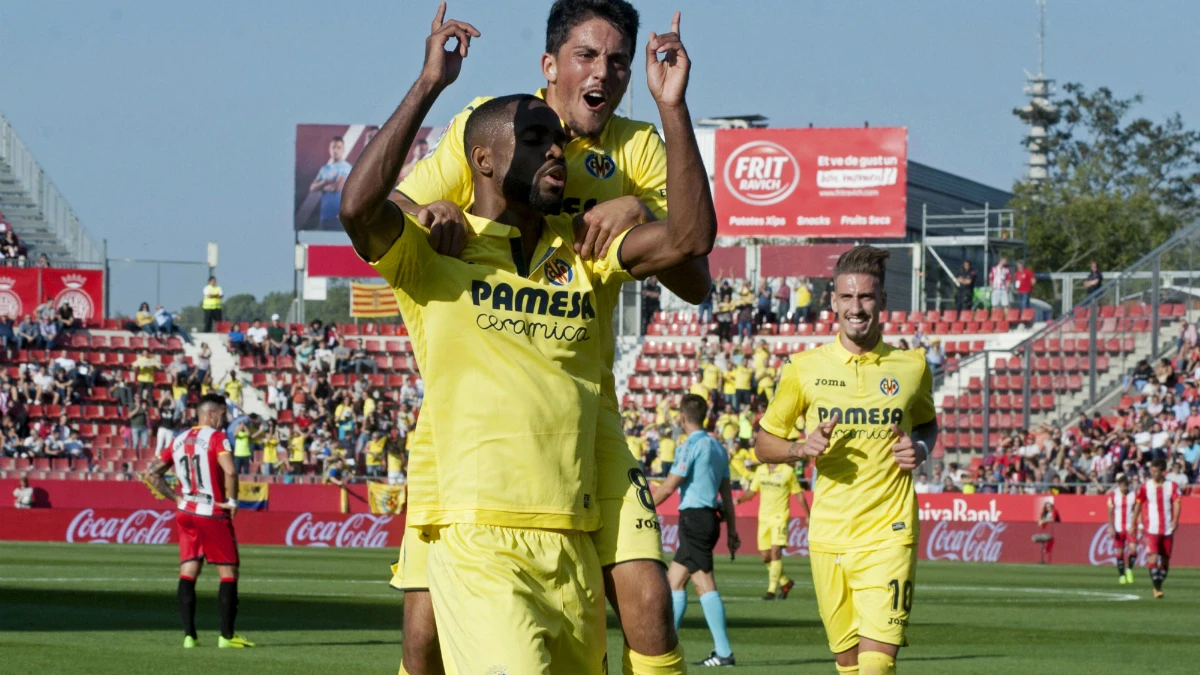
<box><xmin>140</xmin><ymin>459</ymin><xmax>177</xmax><ymax>504</ymax></box>
<box><xmin>340</xmin><ymin>2</ymin><xmax>480</xmax><ymax>263</ymax></box>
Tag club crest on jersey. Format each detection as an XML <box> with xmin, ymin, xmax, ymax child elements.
<box><xmin>544</xmin><ymin>258</ymin><xmax>574</xmax><ymax>286</ymax></box>
<box><xmin>584</xmin><ymin>152</ymin><xmax>616</xmax><ymax>179</ymax></box>
<box><xmin>879</xmin><ymin>376</ymin><xmax>900</xmax><ymax>397</ymax></box>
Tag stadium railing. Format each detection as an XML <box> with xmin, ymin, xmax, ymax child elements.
<box><xmin>937</xmin><ymin>221</ymin><xmax>1200</xmax><ymax>458</ymax></box>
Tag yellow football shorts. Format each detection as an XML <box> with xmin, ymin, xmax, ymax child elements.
<box><xmin>593</xmin><ymin>406</ymin><xmax>665</xmax><ymax>568</ymax></box>
<box><xmin>389</xmin><ymin>408</ymin><xmax>663</xmax><ymax>591</ymax></box>
<box><xmin>389</xmin><ymin>524</ymin><xmax>431</xmax><ymax>591</ymax></box>
<box><xmin>426</xmin><ymin>523</ymin><xmax>607</xmax><ymax>675</ymax></box>
<box><xmin>810</xmin><ymin>545</ymin><xmax>917</xmax><ymax>654</ymax></box>
<box><xmin>757</xmin><ymin>515</ymin><xmax>789</xmax><ymax>551</ymax></box>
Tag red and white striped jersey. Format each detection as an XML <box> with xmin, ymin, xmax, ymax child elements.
<box><xmin>159</xmin><ymin>426</ymin><xmax>233</xmax><ymax>518</ymax></box>
<box><xmin>1109</xmin><ymin>489</ymin><xmax>1136</xmax><ymax>533</ymax></box>
<box><xmin>1136</xmin><ymin>480</ymin><xmax>1182</xmax><ymax>536</ymax></box>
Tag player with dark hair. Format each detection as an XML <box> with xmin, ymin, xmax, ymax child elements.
<box><xmin>141</xmin><ymin>393</ymin><xmax>254</xmax><ymax>649</ymax></box>
<box><xmin>340</xmin><ymin>2</ymin><xmax>713</xmax><ymax>672</ymax></box>
<box><xmin>1107</xmin><ymin>473</ymin><xmax>1137</xmax><ymax>584</ymax></box>
<box><xmin>737</xmin><ymin>458</ymin><xmax>809</xmax><ymax>600</ymax></box>
<box><xmin>652</xmin><ymin>393</ymin><xmax>740</xmax><ymax>666</ymax></box>
<box><xmin>754</xmin><ymin>245</ymin><xmax>938</xmax><ymax>675</ymax></box>
<box><xmin>1132</xmin><ymin>459</ymin><xmax>1182</xmax><ymax>599</ymax></box>
<box><xmin>389</xmin><ymin>2</ymin><xmax>711</xmax><ymax>673</ymax></box>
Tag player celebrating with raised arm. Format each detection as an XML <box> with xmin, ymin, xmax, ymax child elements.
<box><xmin>1107</xmin><ymin>473</ymin><xmax>1137</xmax><ymax>584</ymax></box>
<box><xmin>1131</xmin><ymin>459</ymin><xmax>1183</xmax><ymax>599</ymax></box>
<box><xmin>338</xmin><ymin>2</ymin><xmax>714</xmax><ymax>671</ymax></box>
<box><xmin>387</xmin><ymin>3</ymin><xmax>712</xmax><ymax>674</ymax></box>
<box><xmin>141</xmin><ymin>393</ymin><xmax>254</xmax><ymax>650</ymax></box>
<box><xmin>736</xmin><ymin>459</ymin><xmax>809</xmax><ymax>600</ymax></box>
<box><xmin>754</xmin><ymin>246</ymin><xmax>937</xmax><ymax>675</ymax></box>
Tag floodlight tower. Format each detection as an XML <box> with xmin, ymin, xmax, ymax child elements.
<box><xmin>1016</xmin><ymin>0</ymin><xmax>1059</xmax><ymax>182</ymax></box>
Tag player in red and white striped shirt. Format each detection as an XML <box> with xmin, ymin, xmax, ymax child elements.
<box><xmin>1131</xmin><ymin>460</ymin><xmax>1184</xmax><ymax>599</ymax></box>
<box><xmin>142</xmin><ymin>393</ymin><xmax>254</xmax><ymax>648</ymax></box>
<box><xmin>1106</xmin><ymin>474</ymin><xmax>1137</xmax><ymax>584</ymax></box>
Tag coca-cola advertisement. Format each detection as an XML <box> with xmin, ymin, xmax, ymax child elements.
<box><xmin>0</xmin><ymin>508</ymin><xmax>404</xmax><ymax>549</ymax></box>
<box><xmin>656</xmin><ymin>515</ymin><xmax>1200</xmax><ymax>567</ymax></box>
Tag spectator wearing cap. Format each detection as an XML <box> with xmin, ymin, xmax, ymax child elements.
<box><xmin>267</xmin><ymin>314</ymin><xmax>289</xmax><ymax>356</ymax></box>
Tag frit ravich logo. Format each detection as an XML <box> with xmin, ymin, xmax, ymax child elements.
<box><xmin>543</xmin><ymin>258</ymin><xmax>574</xmax><ymax>286</ymax></box>
<box><xmin>879</xmin><ymin>375</ymin><xmax>900</xmax><ymax>397</ymax></box>
<box><xmin>55</xmin><ymin>274</ymin><xmax>95</xmax><ymax>320</ymax></box>
<box><xmin>722</xmin><ymin>140</ymin><xmax>800</xmax><ymax>206</ymax></box>
<box><xmin>0</xmin><ymin>277</ymin><xmax>22</xmax><ymax>317</ymax></box>
<box><xmin>584</xmin><ymin>152</ymin><xmax>615</xmax><ymax>179</ymax></box>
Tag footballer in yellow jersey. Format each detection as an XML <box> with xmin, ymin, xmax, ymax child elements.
<box><xmin>755</xmin><ymin>246</ymin><xmax>937</xmax><ymax>675</ymax></box>
<box><xmin>737</xmin><ymin>462</ymin><xmax>809</xmax><ymax>599</ymax></box>
<box><xmin>342</xmin><ymin>6</ymin><xmax>715</xmax><ymax>673</ymax></box>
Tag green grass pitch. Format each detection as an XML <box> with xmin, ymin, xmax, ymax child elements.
<box><xmin>1</xmin><ymin>542</ymin><xmax>1195</xmax><ymax>674</ymax></box>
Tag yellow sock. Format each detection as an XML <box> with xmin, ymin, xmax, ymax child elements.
<box><xmin>835</xmin><ymin>664</ymin><xmax>859</xmax><ymax>674</ymax></box>
<box><xmin>858</xmin><ymin>651</ymin><xmax>896</xmax><ymax>675</ymax></box>
<box><xmin>624</xmin><ymin>644</ymin><xmax>687</xmax><ymax>675</ymax></box>
<box><xmin>779</xmin><ymin>568</ymin><xmax>791</xmax><ymax>588</ymax></box>
<box><xmin>767</xmin><ymin>560</ymin><xmax>782</xmax><ymax>593</ymax></box>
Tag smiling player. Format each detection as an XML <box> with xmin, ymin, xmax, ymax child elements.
<box><xmin>754</xmin><ymin>246</ymin><xmax>938</xmax><ymax>675</ymax></box>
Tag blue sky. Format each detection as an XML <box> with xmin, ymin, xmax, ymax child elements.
<box><xmin>2</xmin><ymin>0</ymin><xmax>1197</xmax><ymax>313</ymax></box>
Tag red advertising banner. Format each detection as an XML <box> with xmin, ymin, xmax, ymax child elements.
<box><xmin>0</xmin><ymin>479</ymin><xmax>374</xmax><ymax>513</ymax></box>
<box><xmin>658</xmin><ymin>516</ymin><xmax>1200</xmax><ymax>568</ymax></box>
<box><xmin>0</xmin><ymin>267</ymin><xmax>104</xmax><ymax>322</ymax></box>
<box><xmin>0</xmin><ymin>507</ymin><xmax>405</xmax><ymax>549</ymax></box>
<box><xmin>714</xmin><ymin>127</ymin><xmax>907</xmax><ymax>239</ymax></box>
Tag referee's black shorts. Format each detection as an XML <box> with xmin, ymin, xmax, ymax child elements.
<box><xmin>674</xmin><ymin>507</ymin><xmax>721</xmax><ymax>574</ymax></box>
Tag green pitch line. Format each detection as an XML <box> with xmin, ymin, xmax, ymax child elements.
<box><xmin>1</xmin><ymin>542</ymin><xmax>1196</xmax><ymax>674</ymax></box>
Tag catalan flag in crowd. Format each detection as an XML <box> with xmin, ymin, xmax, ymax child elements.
<box><xmin>367</xmin><ymin>481</ymin><xmax>406</xmax><ymax>515</ymax></box>
<box><xmin>350</xmin><ymin>282</ymin><xmax>400</xmax><ymax>318</ymax></box>
<box><xmin>236</xmin><ymin>483</ymin><xmax>270</xmax><ymax>511</ymax></box>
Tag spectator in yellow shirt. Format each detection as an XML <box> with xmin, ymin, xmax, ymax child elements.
<box><xmin>626</xmin><ymin>433</ymin><xmax>646</xmax><ymax>465</ymax></box>
<box><xmin>700</xmin><ymin>360</ymin><xmax>721</xmax><ymax>397</ymax></box>
<box><xmin>752</xmin><ymin>340</ymin><xmax>770</xmax><ymax>372</ymax></box>
<box><xmin>756</xmin><ymin>367</ymin><xmax>776</xmax><ymax>403</ymax></box>
<box><xmin>794</xmin><ymin>278</ymin><xmax>812</xmax><ymax>323</ymax></box>
<box><xmin>131</xmin><ymin>350</ymin><xmax>160</xmax><ymax>401</ymax></box>
<box><xmin>657</xmin><ymin>428</ymin><xmax>677</xmax><ymax>474</ymax></box>
<box><xmin>733</xmin><ymin>362</ymin><xmax>754</xmax><ymax>410</ymax></box>
<box><xmin>221</xmin><ymin>369</ymin><xmax>244</xmax><ymax>407</ymax></box>
<box><xmin>365</xmin><ymin>430</ymin><xmax>386</xmax><ymax>478</ymax></box>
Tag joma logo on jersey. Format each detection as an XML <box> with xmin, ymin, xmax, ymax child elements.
<box><xmin>584</xmin><ymin>152</ymin><xmax>616</xmax><ymax>179</ymax></box>
<box><xmin>470</xmin><ymin>280</ymin><xmax>595</xmax><ymax>320</ymax></box>
<box><xmin>544</xmin><ymin>258</ymin><xmax>574</xmax><ymax>286</ymax></box>
<box><xmin>817</xmin><ymin>406</ymin><xmax>903</xmax><ymax>426</ymax></box>
<box><xmin>816</xmin><ymin>378</ymin><xmax>846</xmax><ymax>387</ymax></box>
<box><xmin>879</xmin><ymin>376</ymin><xmax>900</xmax><ymax>397</ymax></box>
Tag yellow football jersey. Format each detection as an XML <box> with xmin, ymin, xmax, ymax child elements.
<box><xmin>397</xmin><ymin>88</ymin><xmax>667</xmax><ymax>411</ymax></box>
<box><xmin>371</xmin><ymin>212</ymin><xmax>632</xmax><ymax>531</ymax></box>
<box><xmin>657</xmin><ymin>436</ymin><xmax>676</xmax><ymax>463</ymax></box>
<box><xmin>747</xmin><ymin>463</ymin><xmax>801</xmax><ymax>522</ymax></box>
<box><xmin>700</xmin><ymin>363</ymin><xmax>721</xmax><ymax>391</ymax></box>
<box><xmin>759</xmin><ymin>338</ymin><xmax>935</xmax><ymax>553</ymax></box>
<box><xmin>626</xmin><ymin>435</ymin><xmax>646</xmax><ymax>462</ymax></box>
<box><xmin>733</xmin><ymin>364</ymin><xmax>754</xmax><ymax>390</ymax></box>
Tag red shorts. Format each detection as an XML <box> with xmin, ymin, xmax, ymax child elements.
<box><xmin>1112</xmin><ymin>532</ymin><xmax>1130</xmax><ymax>549</ymax></box>
<box><xmin>1145</xmin><ymin>533</ymin><xmax>1174</xmax><ymax>558</ymax></box>
<box><xmin>177</xmin><ymin>511</ymin><xmax>239</xmax><ymax>565</ymax></box>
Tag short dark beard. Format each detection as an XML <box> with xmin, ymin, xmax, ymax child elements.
<box><xmin>502</xmin><ymin>170</ymin><xmax>563</xmax><ymax>216</ymax></box>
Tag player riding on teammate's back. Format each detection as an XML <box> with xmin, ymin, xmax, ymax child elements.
<box><xmin>755</xmin><ymin>245</ymin><xmax>938</xmax><ymax>675</ymax></box>
<box><xmin>385</xmin><ymin>2</ymin><xmax>713</xmax><ymax>674</ymax></box>
<box><xmin>338</xmin><ymin>1</ymin><xmax>715</xmax><ymax>671</ymax></box>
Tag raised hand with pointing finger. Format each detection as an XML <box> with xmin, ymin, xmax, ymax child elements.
<box><xmin>418</xmin><ymin>2</ymin><xmax>481</xmax><ymax>92</ymax></box>
<box><xmin>890</xmin><ymin>423</ymin><xmax>928</xmax><ymax>471</ymax></box>
<box><xmin>787</xmin><ymin>411</ymin><xmax>839</xmax><ymax>464</ymax></box>
<box><xmin>645</xmin><ymin>12</ymin><xmax>690</xmax><ymax>108</ymax></box>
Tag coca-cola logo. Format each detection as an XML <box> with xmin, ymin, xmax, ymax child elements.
<box><xmin>285</xmin><ymin>512</ymin><xmax>393</xmax><ymax>548</ymax></box>
<box><xmin>926</xmin><ymin>520</ymin><xmax>1006</xmax><ymax>562</ymax></box>
<box><xmin>66</xmin><ymin>509</ymin><xmax>174</xmax><ymax>544</ymax></box>
<box><xmin>658</xmin><ymin>516</ymin><xmax>678</xmax><ymax>553</ymax></box>
<box><xmin>1087</xmin><ymin>524</ymin><xmax>1148</xmax><ymax>567</ymax></box>
<box><xmin>784</xmin><ymin>518</ymin><xmax>810</xmax><ymax>557</ymax></box>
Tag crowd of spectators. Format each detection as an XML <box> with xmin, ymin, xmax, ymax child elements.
<box><xmin>695</xmin><ymin>277</ymin><xmax>827</xmax><ymax>342</ymax></box>
<box><xmin>122</xmin><ymin>301</ymin><xmax>193</xmax><ymax>345</ymax></box>
<box><xmin>223</xmin><ymin>317</ymin><xmax>418</xmax><ymax>483</ymax></box>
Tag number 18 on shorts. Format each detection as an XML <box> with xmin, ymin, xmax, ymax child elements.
<box><xmin>810</xmin><ymin>545</ymin><xmax>916</xmax><ymax>653</ymax></box>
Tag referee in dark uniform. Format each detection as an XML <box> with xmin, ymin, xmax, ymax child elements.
<box><xmin>654</xmin><ymin>394</ymin><xmax>740</xmax><ymax>667</ymax></box>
